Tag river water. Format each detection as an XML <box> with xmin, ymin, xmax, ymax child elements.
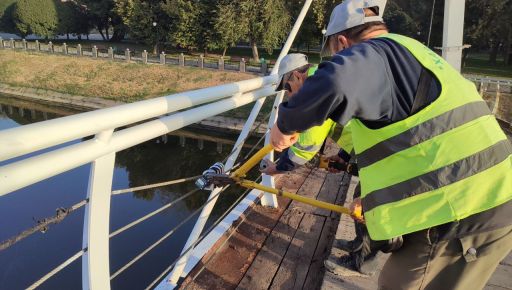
<box><xmin>0</xmin><ymin>96</ymin><xmax>259</xmax><ymax>290</ymax></box>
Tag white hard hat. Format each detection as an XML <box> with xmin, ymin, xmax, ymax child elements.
<box><xmin>276</xmin><ymin>53</ymin><xmax>309</xmax><ymax>91</ymax></box>
<box><xmin>320</xmin><ymin>0</ymin><xmax>387</xmax><ymax>57</ymax></box>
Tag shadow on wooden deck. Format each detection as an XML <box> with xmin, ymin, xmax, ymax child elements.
<box><xmin>179</xmin><ymin>166</ymin><xmax>352</xmax><ymax>290</ymax></box>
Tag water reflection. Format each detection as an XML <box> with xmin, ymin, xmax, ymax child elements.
<box><xmin>0</xmin><ymin>96</ymin><xmax>261</xmax><ymax>290</ymax></box>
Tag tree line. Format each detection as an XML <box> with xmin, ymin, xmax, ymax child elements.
<box><xmin>0</xmin><ymin>0</ymin><xmax>510</xmax><ymax>64</ymax></box>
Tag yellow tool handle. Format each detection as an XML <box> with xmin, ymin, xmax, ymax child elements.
<box><xmin>318</xmin><ymin>156</ymin><xmax>329</xmax><ymax>169</ymax></box>
<box><xmin>239</xmin><ymin>179</ymin><xmax>360</xmax><ymax>217</ymax></box>
<box><xmin>232</xmin><ymin>144</ymin><xmax>274</xmax><ymax>178</ymax></box>
<box><xmin>230</xmin><ymin>143</ymin><xmax>363</xmax><ymax>219</ymax></box>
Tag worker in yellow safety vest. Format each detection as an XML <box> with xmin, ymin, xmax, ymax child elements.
<box><xmin>270</xmin><ymin>0</ymin><xmax>512</xmax><ymax>289</ymax></box>
<box><xmin>260</xmin><ymin>53</ymin><xmax>337</xmax><ymax>175</ymax></box>
<box><xmin>265</xmin><ymin>54</ymin><xmax>386</xmax><ymax>276</ymax></box>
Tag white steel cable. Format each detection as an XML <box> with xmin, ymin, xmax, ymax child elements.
<box><xmin>111</xmin><ymin>175</ymin><xmax>201</xmax><ymax>195</ymax></box>
<box><xmin>26</xmin><ymin>249</ymin><xmax>86</xmax><ymax>290</ymax></box>
<box><xmin>110</xmin><ymin>185</ymin><xmax>230</xmax><ymax>280</ymax></box>
<box><xmin>144</xmin><ymin>177</ymin><xmax>261</xmax><ymax>290</ymax></box>
<box><xmin>109</xmin><ymin>189</ymin><xmax>200</xmax><ymax>238</ymax></box>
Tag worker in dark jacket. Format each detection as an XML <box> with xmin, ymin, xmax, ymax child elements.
<box><xmin>268</xmin><ymin>54</ymin><xmax>390</xmax><ymax>277</ymax></box>
<box><xmin>261</xmin><ymin>54</ymin><xmax>336</xmax><ymax>175</ymax></box>
<box><xmin>270</xmin><ymin>0</ymin><xmax>512</xmax><ymax>289</ymax></box>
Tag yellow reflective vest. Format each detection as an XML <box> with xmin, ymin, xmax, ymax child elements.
<box><xmin>351</xmin><ymin>34</ymin><xmax>512</xmax><ymax>240</ymax></box>
<box><xmin>288</xmin><ymin>66</ymin><xmax>337</xmax><ymax>165</ymax></box>
<box><xmin>336</xmin><ymin>120</ymin><xmax>354</xmax><ymax>154</ymax></box>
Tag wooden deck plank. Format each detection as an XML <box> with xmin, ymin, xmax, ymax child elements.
<box><xmin>330</xmin><ymin>173</ymin><xmax>352</xmax><ymax>220</ymax></box>
<box><xmin>179</xmin><ymin>156</ymin><xmax>349</xmax><ymax>290</ymax></box>
<box><xmin>237</xmin><ymin>167</ymin><xmax>319</xmax><ymax>290</ymax></box>
<box><xmin>238</xmin><ymin>168</ymin><xmax>339</xmax><ymax>290</ymax></box>
<box><xmin>315</xmin><ymin>172</ymin><xmax>345</xmax><ymax>217</ymax></box>
<box><xmin>487</xmin><ymin>255</ymin><xmax>512</xmax><ymax>290</ymax></box>
<box><xmin>181</xmin><ymin>198</ymin><xmax>290</xmax><ymax>290</ymax></box>
<box><xmin>288</xmin><ymin>168</ymin><xmax>327</xmax><ymax>214</ymax></box>
<box><xmin>236</xmin><ymin>209</ymin><xmax>304</xmax><ymax>290</ymax></box>
<box><xmin>180</xmin><ymin>167</ymin><xmax>312</xmax><ymax>290</ymax></box>
<box><xmin>302</xmin><ymin>217</ymin><xmax>339</xmax><ymax>290</ymax></box>
<box><xmin>269</xmin><ymin>213</ymin><xmax>325</xmax><ymax>290</ymax></box>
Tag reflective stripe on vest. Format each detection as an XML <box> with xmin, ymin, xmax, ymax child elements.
<box><xmin>289</xmin><ymin>118</ymin><xmax>336</xmax><ymax>164</ymax></box>
<box><xmin>351</xmin><ymin>34</ymin><xmax>512</xmax><ymax>240</ymax></box>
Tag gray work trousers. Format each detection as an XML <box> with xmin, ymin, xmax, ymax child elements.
<box><xmin>378</xmin><ymin>224</ymin><xmax>512</xmax><ymax>290</ymax></box>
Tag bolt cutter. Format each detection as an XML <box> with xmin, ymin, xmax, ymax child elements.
<box><xmin>202</xmin><ymin>144</ymin><xmax>362</xmax><ymax>219</ymax></box>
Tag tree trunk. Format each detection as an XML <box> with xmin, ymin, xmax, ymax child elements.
<box><xmin>110</xmin><ymin>26</ymin><xmax>125</xmax><ymax>42</ymax></box>
<box><xmin>489</xmin><ymin>42</ymin><xmax>499</xmax><ymax>65</ymax></box>
<box><xmin>67</xmin><ymin>33</ymin><xmax>70</xmax><ymax>40</ymax></box>
<box><xmin>105</xmin><ymin>26</ymin><xmax>110</xmax><ymax>41</ymax></box>
<box><xmin>251</xmin><ymin>41</ymin><xmax>259</xmax><ymax>62</ymax></box>
<box><xmin>98</xmin><ymin>29</ymin><xmax>106</xmax><ymax>41</ymax></box>
<box><xmin>222</xmin><ymin>47</ymin><xmax>227</xmax><ymax>57</ymax></box>
<box><xmin>153</xmin><ymin>43</ymin><xmax>158</xmax><ymax>55</ymax></box>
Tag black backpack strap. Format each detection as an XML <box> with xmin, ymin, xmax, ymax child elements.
<box><xmin>410</xmin><ymin>68</ymin><xmax>433</xmax><ymax>115</ymax></box>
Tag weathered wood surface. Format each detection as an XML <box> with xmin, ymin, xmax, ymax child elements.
<box><xmin>269</xmin><ymin>213</ymin><xmax>324</xmax><ymax>289</ymax></box>
<box><xmin>180</xmin><ymin>165</ymin><xmax>349</xmax><ymax>290</ymax></box>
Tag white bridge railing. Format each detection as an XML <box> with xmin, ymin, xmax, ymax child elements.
<box><xmin>0</xmin><ymin>1</ymin><xmax>314</xmax><ymax>289</ymax></box>
<box><xmin>0</xmin><ymin>74</ymin><xmax>277</xmax><ymax>289</ymax></box>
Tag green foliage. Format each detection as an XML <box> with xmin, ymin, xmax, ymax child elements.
<box><xmin>196</xmin><ymin>0</ymin><xmax>218</xmax><ymax>52</ymax></box>
<box><xmin>0</xmin><ymin>0</ymin><xmax>17</xmax><ymax>33</ymax></box>
<box><xmin>116</xmin><ymin>0</ymin><xmax>174</xmax><ymax>53</ymax></box>
<box><xmin>57</xmin><ymin>1</ymin><xmax>90</xmax><ymax>36</ymax></box>
<box><xmin>13</xmin><ymin>0</ymin><xmax>58</xmax><ymax>38</ymax></box>
<box><xmin>465</xmin><ymin>0</ymin><xmax>512</xmax><ymax>64</ymax></box>
<box><xmin>162</xmin><ymin>0</ymin><xmax>201</xmax><ymax>50</ymax></box>
<box><xmin>384</xmin><ymin>1</ymin><xmax>418</xmax><ymax>38</ymax></box>
<box><xmin>235</xmin><ymin>0</ymin><xmax>290</xmax><ymax>60</ymax></box>
<box><xmin>78</xmin><ymin>0</ymin><xmax>124</xmax><ymax>40</ymax></box>
<box><xmin>287</xmin><ymin>0</ymin><xmax>324</xmax><ymax>51</ymax></box>
<box><xmin>465</xmin><ymin>0</ymin><xmax>512</xmax><ymax>47</ymax></box>
<box><xmin>210</xmin><ymin>0</ymin><xmax>247</xmax><ymax>53</ymax></box>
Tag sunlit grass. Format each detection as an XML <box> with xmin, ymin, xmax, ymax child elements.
<box><xmin>0</xmin><ymin>50</ymin><xmax>253</xmax><ymax>102</ymax></box>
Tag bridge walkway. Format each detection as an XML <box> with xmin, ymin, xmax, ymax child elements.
<box><xmin>179</xmin><ymin>165</ymin><xmax>351</xmax><ymax>290</ymax></box>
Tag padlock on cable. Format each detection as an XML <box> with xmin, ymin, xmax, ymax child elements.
<box><xmin>195</xmin><ymin>162</ymin><xmax>224</xmax><ymax>190</ymax></box>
